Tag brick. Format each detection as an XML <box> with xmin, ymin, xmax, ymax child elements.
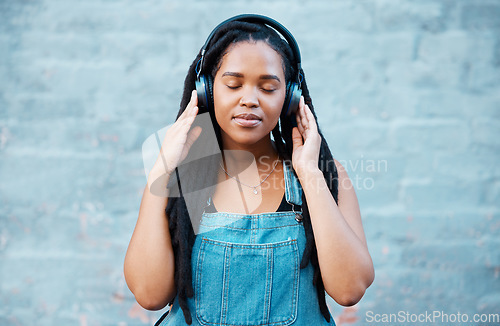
<box><xmin>2</xmin><ymin>120</ymin><xmax>101</xmax><ymax>152</ymax></box>
<box><xmin>463</xmin><ymin>265</ymin><xmax>500</xmax><ymax>297</ymax></box>
<box><xmin>465</xmin><ymin>61</ymin><xmax>500</xmax><ymax>91</ymax></box>
<box><xmin>363</xmin><ymin>267</ymin><xmax>478</xmax><ymax>313</ymax></box>
<box><xmin>0</xmin><ymin>256</ymin><xmax>161</xmax><ymax>326</ymax></box>
<box><xmin>418</xmin><ymin>31</ymin><xmax>497</xmax><ymax>66</ymax></box>
<box><xmin>333</xmin><ymin>61</ymin><xmax>387</xmax><ymax>93</ymax></box>
<box><xmin>471</xmin><ymin>118</ymin><xmax>500</xmax><ymax>149</ymax></box>
<box><xmin>338</xmin><ymin>87</ymin><xmax>419</xmax><ymax>120</ymax></box>
<box><xmin>484</xmin><ymin>179</ymin><xmax>500</xmax><ymax>207</ymax></box>
<box><xmin>401</xmin><ymin>241</ymin><xmax>499</xmax><ymax>270</ymax></box>
<box><xmin>401</xmin><ymin>178</ymin><xmax>485</xmax><ymax>210</ymax></box>
<box><xmin>357</xmin><ymin>181</ymin><xmax>399</xmax><ymax>210</ymax></box>
<box><xmin>461</xmin><ymin>3</ymin><xmax>500</xmax><ymax>31</ymax></box>
<box><xmin>0</xmin><ymin>153</ymin><xmax>145</xmax><ymax>211</ymax></box>
<box><xmin>385</xmin><ymin>61</ymin><xmax>463</xmax><ymax>90</ymax></box>
<box><xmin>375</xmin><ymin>0</ymin><xmax>450</xmax><ymax>33</ymax></box>
<box><xmin>433</xmin><ymin>151</ymin><xmax>499</xmax><ymax>180</ymax></box>
<box><xmin>415</xmin><ymin>89</ymin><xmax>500</xmax><ymax>119</ymax></box>
<box><xmin>402</xmin><ymin>151</ymin><xmax>435</xmax><ymax>178</ymax></box>
<box><xmin>389</xmin><ymin>119</ymin><xmax>469</xmax><ymax>152</ymax></box>
<box><xmin>0</xmin><ymin>1</ymin><xmax>40</xmax><ymax>33</ymax></box>
<box><xmin>328</xmin><ymin>118</ymin><xmax>389</xmax><ymax>151</ymax></box>
<box><xmin>295</xmin><ymin>1</ymin><xmax>375</xmax><ymax>33</ymax></box>
<box><xmin>3</xmin><ymin>95</ymin><xmax>89</xmax><ymax>121</ymax></box>
<box><xmin>367</xmin><ymin>211</ymin><xmax>499</xmax><ymax>243</ymax></box>
<box><xmin>478</xmin><ymin>293</ymin><xmax>500</xmax><ymax>315</ymax></box>
<box><xmin>0</xmin><ymin>93</ymin><xmax>7</xmax><ymax>120</ymax></box>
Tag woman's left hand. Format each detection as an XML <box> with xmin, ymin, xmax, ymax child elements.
<box><xmin>291</xmin><ymin>96</ymin><xmax>322</xmax><ymax>178</ymax></box>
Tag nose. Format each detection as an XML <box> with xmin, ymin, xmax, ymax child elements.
<box><xmin>239</xmin><ymin>87</ymin><xmax>259</xmax><ymax>108</ymax></box>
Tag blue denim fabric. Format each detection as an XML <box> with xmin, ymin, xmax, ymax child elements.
<box><xmin>158</xmin><ymin>162</ymin><xmax>336</xmax><ymax>326</ymax></box>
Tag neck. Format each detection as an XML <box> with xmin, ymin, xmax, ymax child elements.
<box><xmin>220</xmin><ymin>135</ymin><xmax>280</xmax><ymax>172</ymax></box>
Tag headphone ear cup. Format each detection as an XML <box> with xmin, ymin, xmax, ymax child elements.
<box><xmin>282</xmin><ymin>82</ymin><xmax>302</xmax><ymax>118</ymax></box>
<box><xmin>196</xmin><ymin>75</ymin><xmax>209</xmax><ymax>112</ymax></box>
<box><xmin>281</xmin><ymin>82</ymin><xmax>292</xmax><ymax>118</ymax></box>
<box><xmin>206</xmin><ymin>74</ymin><xmax>214</xmax><ymax>111</ymax></box>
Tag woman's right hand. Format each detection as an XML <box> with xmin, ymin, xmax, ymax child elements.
<box><xmin>150</xmin><ymin>90</ymin><xmax>202</xmax><ymax>184</ymax></box>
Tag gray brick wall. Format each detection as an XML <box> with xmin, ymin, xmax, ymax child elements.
<box><xmin>1</xmin><ymin>0</ymin><xmax>499</xmax><ymax>325</ymax></box>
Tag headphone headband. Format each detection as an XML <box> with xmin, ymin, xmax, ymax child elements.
<box><xmin>195</xmin><ymin>14</ymin><xmax>303</xmax><ymax>119</ymax></box>
<box><xmin>197</xmin><ymin>14</ymin><xmax>302</xmax><ymax>78</ymax></box>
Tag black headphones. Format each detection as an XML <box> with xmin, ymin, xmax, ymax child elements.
<box><xmin>195</xmin><ymin>14</ymin><xmax>303</xmax><ymax>119</ymax></box>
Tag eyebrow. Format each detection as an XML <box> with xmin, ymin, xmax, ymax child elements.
<box><xmin>221</xmin><ymin>72</ymin><xmax>281</xmax><ymax>83</ymax></box>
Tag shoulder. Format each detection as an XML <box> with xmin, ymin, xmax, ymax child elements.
<box><xmin>332</xmin><ymin>158</ymin><xmax>355</xmax><ymax>204</ymax></box>
<box><xmin>332</xmin><ymin>157</ymin><xmax>366</xmax><ymax>245</ymax></box>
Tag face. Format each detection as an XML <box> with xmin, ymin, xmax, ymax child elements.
<box><xmin>212</xmin><ymin>40</ymin><xmax>287</xmax><ymax>149</ymax></box>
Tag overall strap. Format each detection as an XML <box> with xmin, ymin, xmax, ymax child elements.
<box><xmin>283</xmin><ymin>161</ymin><xmax>303</xmax><ymax>206</ymax></box>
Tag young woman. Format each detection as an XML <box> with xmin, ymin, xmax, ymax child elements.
<box><xmin>124</xmin><ymin>15</ymin><xmax>374</xmax><ymax>326</ymax></box>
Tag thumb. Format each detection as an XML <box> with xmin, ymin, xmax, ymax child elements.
<box><xmin>292</xmin><ymin>127</ymin><xmax>303</xmax><ymax>150</ymax></box>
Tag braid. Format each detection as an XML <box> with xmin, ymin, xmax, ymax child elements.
<box><xmin>166</xmin><ymin>20</ymin><xmax>339</xmax><ymax>324</ymax></box>
<box><xmin>298</xmin><ymin>69</ymin><xmax>340</xmax><ymax>322</ymax></box>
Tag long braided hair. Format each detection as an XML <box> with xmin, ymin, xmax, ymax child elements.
<box><xmin>165</xmin><ymin>20</ymin><xmax>339</xmax><ymax>324</ymax></box>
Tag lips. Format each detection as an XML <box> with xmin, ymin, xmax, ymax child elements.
<box><xmin>232</xmin><ymin>113</ymin><xmax>262</xmax><ymax>127</ymax></box>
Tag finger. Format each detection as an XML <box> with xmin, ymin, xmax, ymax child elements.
<box><xmin>192</xmin><ymin>89</ymin><xmax>198</xmax><ymax>106</ymax></box>
<box><xmin>179</xmin><ymin>90</ymin><xmax>198</xmax><ymax>120</ymax></box>
<box><xmin>298</xmin><ymin>96</ymin><xmax>306</xmax><ymax>123</ymax></box>
<box><xmin>169</xmin><ymin>108</ymin><xmax>198</xmax><ymax>141</ymax></box>
<box><xmin>179</xmin><ymin>104</ymin><xmax>198</xmax><ymax>126</ymax></box>
<box><xmin>296</xmin><ymin>111</ymin><xmax>305</xmax><ymax>135</ymax></box>
<box><xmin>297</xmin><ymin>100</ymin><xmax>308</xmax><ymax>133</ymax></box>
<box><xmin>190</xmin><ymin>105</ymin><xmax>199</xmax><ymax>117</ymax></box>
<box><xmin>303</xmin><ymin>104</ymin><xmax>318</xmax><ymax>132</ymax></box>
<box><xmin>181</xmin><ymin>108</ymin><xmax>199</xmax><ymax>129</ymax></box>
<box><xmin>300</xmin><ymin>99</ymin><xmax>309</xmax><ymax>124</ymax></box>
<box><xmin>186</xmin><ymin>89</ymin><xmax>198</xmax><ymax>113</ymax></box>
<box><xmin>291</xmin><ymin>127</ymin><xmax>303</xmax><ymax>150</ymax></box>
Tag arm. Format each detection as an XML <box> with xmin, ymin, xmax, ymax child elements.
<box><xmin>299</xmin><ymin>160</ymin><xmax>374</xmax><ymax>306</ymax></box>
<box><xmin>291</xmin><ymin>96</ymin><xmax>374</xmax><ymax>306</ymax></box>
<box><xmin>123</xmin><ymin>169</ymin><xmax>176</xmax><ymax>310</ymax></box>
<box><xmin>124</xmin><ymin>90</ymin><xmax>201</xmax><ymax>310</ymax></box>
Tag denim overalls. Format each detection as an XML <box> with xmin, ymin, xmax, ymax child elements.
<box><xmin>157</xmin><ymin>162</ymin><xmax>336</xmax><ymax>326</ymax></box>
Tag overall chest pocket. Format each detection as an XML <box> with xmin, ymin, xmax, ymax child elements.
<box><xmin>195</xmin><ymin>237</ymin><xmax>300</xmax><ymax>326</ymax></box>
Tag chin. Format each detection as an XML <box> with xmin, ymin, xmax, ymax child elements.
<box><xmin>222</xmin><ymin>131</ymin><xmax>269</xmax><ymax>147</ymax></box>
<box><xmin>232</xmin><ymin>135</ymin><xmax>264</xmax><ymax>145</ymax></box>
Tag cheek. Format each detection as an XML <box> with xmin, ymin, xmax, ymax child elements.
<box><xmin>270</xmin><ymin>90</ymin><xmax>287</xmax><ymax>117</ymax></box>
<box><xmin>213</xmin><ymin>82</ymin><xmax>234</xmax><ymax>112</ymax></box>
<box><xmin>214</xmin><ymin>106</ymin><xmax>226</xmax><ymax>128</ymax></box>
<box><xmin>213</xmin><ymin>88</ymin><xmax>239</xmax><ymax>132</ymax></box>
